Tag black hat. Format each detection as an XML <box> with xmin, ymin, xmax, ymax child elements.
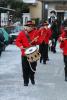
<box><xmin>43</xmin><ymin>21</ymin><xmax>49</xmax><ymax>26</ymax></box>
<box><xmin>24</xmin><ymin>20</ymin><xmax>35</xmax><ymax>26</ymax></box>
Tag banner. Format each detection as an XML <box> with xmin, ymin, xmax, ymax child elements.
<box><xmin>23</xmin><ymin>0</ymin><xmax>36</xmax><ymax>3</ymax></box>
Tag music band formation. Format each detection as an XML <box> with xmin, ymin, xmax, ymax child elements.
<box><xmin>15</xmin><ymin>19</ymin><xmax>67</xmax><ymax>86</ymax></box>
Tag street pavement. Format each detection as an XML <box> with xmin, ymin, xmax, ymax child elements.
<box><xmin>0</xmin><ymin>43</ymin><xmax>67</xmax><ymax>100</ymax></box>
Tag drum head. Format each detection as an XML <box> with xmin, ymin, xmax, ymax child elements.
<box><xmin>25</xmin><ymin>46</ymin><xmax>37</xmax><ymax>55</ymax></box>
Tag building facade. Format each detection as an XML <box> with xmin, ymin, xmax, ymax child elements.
<box><xmin>41</xmin><ymin>0</ymin><xmax>67</xmax><ymax>25</ymax></box>
<box><xmin>28</xmin><ymin>0</ymin><xmax>67</xmax><ymax>25</ymax></box>
<box><xmin>29</xmin><ymin>1</ymin><xmax>42</xmax><ymax>20</ymax></box>
<box><xmin>0</xmin><ymin>0</ymin><xmax>67</xmax><ymax>26</ymax></box>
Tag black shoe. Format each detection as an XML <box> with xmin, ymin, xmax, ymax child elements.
<box><xmin>46</xmin><ymin>58</ymin><xmax>49</xmax><ymax>61</ymax></box>
<box><xmin>65</xmin><ymin>77</ymin><xmax>67</xmax><ymax>81</ymax></box>
<box><xmin>53</xmin><ymin>50</ymin><xmax>56</xmax><ymax>53</ymax></box>
<box><xmin>24</xmin><ymin>83</ymin><xmax>28</xmax><ymax>86</ymax></box>
<box><xmin>43</xmin><ymin>62</ymin><xmax>46</xmax><ymax>64</ymax></box>
<box><xmin>40</xmin><ymin>59</ymin><xmax>42</xmax><ymax>63</ymax></box>
<box><xmin>40</xmin><ymin>60</ymin><xmax>42</xmax><ymax>63</ymax></box>
<box><xmin>31</xmin><ymin>80</ymin><xmax>35</xmax><ymax>85</ymax></box>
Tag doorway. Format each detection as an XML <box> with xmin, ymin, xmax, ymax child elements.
<box><xmin>57</xmin><ymin>12</ymin><xmax>64</xmax><ymax>26</ymax></box>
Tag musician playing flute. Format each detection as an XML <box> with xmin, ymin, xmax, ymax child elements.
<box><xmin>58</xmin><ymin>19</ymin><xmax>67</xmax><ymax>81</ymax></box>
<box><xmin>15</xmin><ymin>20</ymin><xmax>43</xmax><ymax>86</ymax></box>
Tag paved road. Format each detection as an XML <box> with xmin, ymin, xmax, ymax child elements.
<box><xmin>0</xmin><ymin>44</ymin><xmax>67</xmax><ymax>100</ymax></box>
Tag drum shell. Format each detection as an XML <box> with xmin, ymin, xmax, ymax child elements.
<box><xmin>26</xmin><ymin>49</ymin><xmax>41</xmax><ymax>62</ymax></box>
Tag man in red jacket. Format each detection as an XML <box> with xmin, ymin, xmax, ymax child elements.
<box><xmin>15</xmin><ymin>20</ymin><xmax>42</xmax><ymax>86</ymax></box>
<box><xmin>39</xmin><ymin>21</ymin><xmax>52</xmax><ymax>64</ymax></box>
<box><xmin>58</xmin><ymin>19</ymin><xmax>67</xmax><ymax>81</ymax></box>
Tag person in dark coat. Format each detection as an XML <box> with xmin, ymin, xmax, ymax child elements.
<box><xmin>39</xmin><ymin>21</ymin><xmax>52</xmax><ymax>64</ymax></box>
<box><xmin>51</xmin><ymin>19</ymin><xmax>60</xmax><ymax>53</ymax></box>
<box><xmin>0</xmin><ymin>33</ymin><xmax>5</xmax><ymax>56</ymax></box>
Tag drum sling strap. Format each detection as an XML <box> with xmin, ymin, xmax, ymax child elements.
<box><xmin>24</xmin><ymin>31</ymin><xmax>36</xmax><ymax>72</ymax></box>
<box><xmin>24</xmin><ymin>31</ymin><xmax>31</xmax><ymax>43</ymax></box>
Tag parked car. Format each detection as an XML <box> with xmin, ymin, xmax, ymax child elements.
<box><xmin>9</xmin><ymin>25</ymin><xmax>23</xmax><ymax>44</ymax></box>
<box><xmin>0</xmin><ymin>27</ymin><xmax>9</xmax><ymax>50</ymax></box>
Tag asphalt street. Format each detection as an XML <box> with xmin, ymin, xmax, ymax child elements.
<box><xmin>0</xmin><ymin>44</ymin><xmax>67</xmax><ymax>100</ymax></box>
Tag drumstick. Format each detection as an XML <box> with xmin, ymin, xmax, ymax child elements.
<box><xmin>61</xmin><ymin>38</ymin><xmax>67</xmax><ymax>41</ymax></box>
<box><xmin>20</xmin><ymin>46</ymin><xmax>28</xmax><ymax>50</ymax></box>
<box><xmin>20</xmin><ymin>36</ymin><xmax>39</xmax><ymax>50</ymax></box>
<box><xmin>30</xmin><ymin>29</ymin><xmax>45</xmax><ymax>44</ymax></box>
<box><xmin>63</xmin><ymin>38</ymin><xmax>67</xmax><ymax>40</ymax></box>
<box><xmin>30</xmin><ymin>36</ymin><xmax>39</xmax><ymax>44</ymax></box>
<box><xmin>23</xmin><ymin>47</ymin><xmax>27</xmax><ymax>50</ymax></box>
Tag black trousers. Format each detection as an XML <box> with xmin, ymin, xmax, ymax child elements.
<box><xmin>51</xmin><ymin>38</ymin><xmax>57</xmax><ymax>52</ymax></box>
<box><xmin>64</xmin><ymin>55</ymin><xmax>67</xmax><ymax>77</ymax></box>
<box><xmin>21</xmin><ymin>56</ymin><xmax>37</xmax><ymax>84</ymax></box>
<box><xmin>0</xmin><ymin>49</ymin><xmax>2</xmax><ymax>56</ymax></box>
<box><xmin>39</xmin><ymin>42</ymin><xmax>48</xmax><ymax>63</ymax></box>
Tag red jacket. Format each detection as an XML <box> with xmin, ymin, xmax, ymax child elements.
<box><xmin>15</xmin><ymin>31</ymin><xmax>31</xmax><ymax>56</ymax></box>
<box><xmin>43</xmin><ymin>28</ymin><xmax>52</xmax><ymax>44</ymax></box>
<box><xmin>59</xmin><ymin>31</ymin><xmax>67</xmax><ymax>55</ymax></box>
<box><xmin>15</xmin><ymin>29</ymin><xmax>42</xmax><ymax>56</ymax></box>
<box><xmin>28</xmin><ymin>29</ymin><xmax>43</xmax><ymax>45</ymax></box>
<box><xmin>35</xmin><ymin>28</ymin><xmax>45</xmax><ymax>43</ymax></box>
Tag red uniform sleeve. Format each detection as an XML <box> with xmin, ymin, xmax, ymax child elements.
<box><xmin>58</xmin><ymin>31</ymin><xmax>65</xmax><ymax>49</ymax></box>
<box><xmin>29</xmin><ymin>29</ymin><xmax>43</xmax><ymax>45</ymax></box>
<box><xmin>60</xmin><ymin>42</ymin><xmax>64</xmax><ymax>49</ymax></box>
<box><xmin>34</xmin><ymin>29</ymin><xmax>44</xmax><ymax>44</ymax></box>
<box><xmin>58</xmin><ymin>31</ymin><xmax>65</xmax><ymax>42</ymax></box>
<box><xmin>15</xmin><ymin>31</ymin><xmax>31</xmax><ymax>48</ymax></box>
<box><xmin>48</xmin><ymin>28</ymin><xmax>52</xmax><ymax>39</ymax></box>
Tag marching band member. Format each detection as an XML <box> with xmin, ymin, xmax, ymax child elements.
<box><xmin>15</xmin><ymin>20</ymin><xmax>42</xmax><ymax>86</ymax></box>
<box><xmin>39</xmin><ymin>21</ymin><xmax>52</xmax><ymax>64</ymax></box>
<box><xmin>58</xmin><ymin>19</ymin><xmax>67</xmax><ymax>81</ymax></box>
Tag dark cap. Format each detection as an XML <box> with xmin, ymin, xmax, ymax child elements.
<box><xmin>43</xmin><ymin>21</ymin><xmax>49</xmax><ymax>26</ymax></box>
<box><xmin>24</xmin><ymin>20</ymin><xmax>35</xmax><ymax>26</ymax></box>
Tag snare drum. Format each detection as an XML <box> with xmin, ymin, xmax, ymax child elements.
<box><xmin>25</xmin><ymin>46</ymin><xmax>41</xmax><ymax>62</ymax></box>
